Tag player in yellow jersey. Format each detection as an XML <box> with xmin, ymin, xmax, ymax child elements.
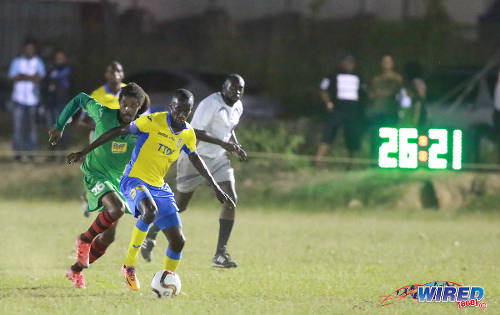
<box><xmin>79</xmin><ymin>61</ymin><xmax>126</xmax><ymax>130</ymax></box>
<box><xmin>67</xmin><ymin>89</ymin><xmax>235</xmax><ymax>291</ymax></box>
<box><xmin>90</xmin><ymin>61</ymin><xmax>126</xmax><ymax>110</ymax></box>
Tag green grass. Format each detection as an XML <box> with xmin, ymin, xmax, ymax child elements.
<box><xmin>0</xmin><ymin>201</ymin><xmax>499</xmax><ymax>314</ymax></box>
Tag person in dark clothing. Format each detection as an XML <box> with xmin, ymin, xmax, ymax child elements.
<box><xmin>44</xmin><ymin>50</ymin><xmax>72</xmax><ymax>150</ymax></box>
<box><xmin>316</xmin><ymin>56</ymin><xmax>366</xmax><ymax>161</ymax></box>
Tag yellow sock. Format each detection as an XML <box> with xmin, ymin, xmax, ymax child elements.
<box><xmin>164</xmin><ymin>256</ymin><xmax>181</xmax><ymax>272</ymax></box>
<box><xmin>123</xmin><ymin>226</ymin><xmax>148</xmax><ymax>266</ymax></box>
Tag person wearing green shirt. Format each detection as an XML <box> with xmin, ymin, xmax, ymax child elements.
<box><xmin>48</xmin><ymin>82</ymin><xmax>150</xmax><ymax>288</ymax></box>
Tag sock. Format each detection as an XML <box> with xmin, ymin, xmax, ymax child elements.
<box><xmin>216</xmin><ymin>219</ymin><xmax>234</xmax><ymax>253</ymax></box>
<box><xmin>80</xmin><ymin>210</ymin><xmax>116</xmax><ymax>243</ymax></box>
<box><xmin>146</xmin><ymin>223</ymin><xmax>161</xmax><ymax>240</ymax></box>
<box><xmin>71</xmin><ymin>263</ymin><xmax>83</xmax><ymax>273</ymax></box>
<box><xmin>89</xmin><ymin>237</ymin><xmax>108</xmax><ymax>264</ymax></box>
<box><xmin>123</xmin><ymin>218</ymin><xmax>150</xmax><ymax>266</ymax></box>
<box><xmin>164</xmin><ymin>247</ymin><xmax>182</xmax><ymax>272</ymax></box>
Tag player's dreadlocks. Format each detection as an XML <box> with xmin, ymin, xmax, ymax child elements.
<box><xmin>119</xmin><ymin>82</ymin><xmax>150</xmax><ymax>116</ymax></box>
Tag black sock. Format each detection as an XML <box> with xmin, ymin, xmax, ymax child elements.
<box><xmin>71</xmin><ymin>263</ymin><xmax>83</xmax><ymax>273</ymax></box>
<box><xmin>216</xmin><ymin>219</ymin><xmax>234</xmax><ymax>253</ymax></box>
<box><xmin>146</xmin><ymin>223</ymin><xmax>161</xmax><ymax>240</ymax></box>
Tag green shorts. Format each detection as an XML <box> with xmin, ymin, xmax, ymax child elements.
<box><xmin>83</xmin><ymin>172</ymin><xmax>132</xmax><ymax>214</ymax></box>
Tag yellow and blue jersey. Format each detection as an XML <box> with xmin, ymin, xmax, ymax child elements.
<box><xmin>90</xmin><ymin>83</ymin><xmax>126</xmax><ymax>110</ymax></box>
<box><xmin>124</xmin><ymin>111</ymin><xmax>197</xmax><ymax>187</ymax></box>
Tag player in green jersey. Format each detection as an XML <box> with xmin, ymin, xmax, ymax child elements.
<box><xmin>48</xmin><ymin>83</ymin><xmax>149</xmax><ymax>288</ymax></box>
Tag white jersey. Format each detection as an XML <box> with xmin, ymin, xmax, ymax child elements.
<box><xmin>190</xmin><ymin>92</ymin><xmax>243</xmax><ymax>158</ymax></box>
<box><xmin>8</xmin><ymin>56</ymin><xmax>46</xmax><ymax>106</ymax></box>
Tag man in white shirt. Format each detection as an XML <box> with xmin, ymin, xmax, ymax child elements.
<box><xmin>8</xmin><ymin>40</ymin><xmax>46</xmax><ymax>161</ymax></box>
<box><xmin>141</xmin><ymin>74</ymin><xmax>247</xmax><ymax>268</ymax></box>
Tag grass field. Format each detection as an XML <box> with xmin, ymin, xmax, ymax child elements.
<box><xmin>0</xmin><ymin>200</ymin><xmax>498</xmax><ymax>314</ymax></box>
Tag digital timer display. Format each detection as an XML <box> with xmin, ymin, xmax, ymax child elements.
<box><xmin>378</xmin><ymin>127</ymin><xmax>462</xmax><ymax>170</ymax></box>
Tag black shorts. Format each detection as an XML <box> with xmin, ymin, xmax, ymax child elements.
<box><xmin>322</xmin><ymin>103</ymin><xmax>363</xmax><ymax>151</ymax></box>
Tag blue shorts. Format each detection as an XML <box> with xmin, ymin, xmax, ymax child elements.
<box><xmin>120</xmin><ymin>176</ymin><xmax>181</xmax><ymax>230</ymax></box>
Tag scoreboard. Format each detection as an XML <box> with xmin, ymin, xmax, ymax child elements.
<box><xmin>378</xmin><ymin>127</ymin><xmax>463</xmax><ymax>170</ymax></box>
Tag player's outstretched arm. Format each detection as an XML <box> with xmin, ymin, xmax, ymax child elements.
<box><xmin>188</xmin><ymin>152</ymin><xmax>236</xmax><ymax>209</ymax></box>
<box><xmin>66</xmin><ymin>124</ymin><xmax>130</xmax><ymax>164</ymax></box>
<box><xmin>49</xmin><ymin>92</ymin><xmax>93</xmax><ymax>145</ymax></box>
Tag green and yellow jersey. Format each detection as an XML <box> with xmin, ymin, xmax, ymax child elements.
<box><xmin>124</xmin><ymin>112</ymin><xmax>197</xmax><ymax>187</ymax></box>
<box><xmin>55</xmin><ymin>92</ymin><xmax>137</xmax><ymax>183</ymax></box>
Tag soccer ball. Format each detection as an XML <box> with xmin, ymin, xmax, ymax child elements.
<box><xmin>151</xmin><ymin>270</ymin><xmax>181</xmax><ymax>298</ymax></box>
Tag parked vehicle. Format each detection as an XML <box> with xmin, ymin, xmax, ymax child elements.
<box><xmin>126</xmin><ymin>68</ymin><xmax>281</xmax><ymax>120</ymax></box>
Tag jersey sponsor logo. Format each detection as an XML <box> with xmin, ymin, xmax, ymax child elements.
<box><xmin>91</xmin><ymin>181</ymin><xmax>105</xmax><ymax>196</ymax></box>
<box><xmin>132</xmin><ymin>244</ymin><xmax>141</xmax><ymax>248</ymax></box>
<box><xmin>158</xmin><ymin>143</ymin><xmax>174</xmax><ymax>155</ymax></box>
<box><xmin>111</xmin><ymin>141</ymin><xmax>128</xmax><ymax>153</ymax></box>
<box><xmin>158</xmin><ymin>131</ymin><xmax>175</xmax><ymax>142</ymax></box>
<box><xmin>175</xmin><ymin>138</ymin><xmax>183</xmax><ymax>147</ymax></box>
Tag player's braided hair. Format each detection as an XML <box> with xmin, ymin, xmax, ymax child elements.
<box><xmin>119</xmin><ymin>82</ymin><xmax>150</xmax><ymax>116</ymax></box>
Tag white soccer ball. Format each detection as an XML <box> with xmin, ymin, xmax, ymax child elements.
<box><xmin>151</xmin><ymin>270</ymin><xmax>181</xmax><ymax>298</ymax></box>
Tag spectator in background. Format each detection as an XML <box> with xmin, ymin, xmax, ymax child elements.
<box><xmin>492</xmin><ymin>68</ymin><xmax>500</xmax><ymax>162</ymax></box>
<box><xmin>8</xmin><ymin>40</ymin><xmax>46</xmax><ymax>161</ymax></box>
<box><xmin>368</xmin><ymin>54</ymin><xmax>402</xmax><ymax>156</ymax></box>
<box><xmin>316</xmin><ymin>56</ymin><xmax>365</xmax><ymax>162</ymax></box>
<box><xmin>369</xmin><ymin>54</ymin><xmax>403</xmax><ymax>126</ymax></box>
<box><xmin>44</xmin><ymin>50</ymin><xmax>72</xmax><ymax>150</ymax></box>
<box><xmin>398</xmin><ymin>61</ymin><xmax>427</xmax><ymax>126</ymax></box>
<box><xmin>78</xmin><ymin>61</ymin><xmax>126</xmax><ymax>131</ymax></box>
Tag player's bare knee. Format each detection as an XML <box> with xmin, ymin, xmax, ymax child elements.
<box><xmin>142</xmin><ymin>206</ymin><xmax>157</xmax><ymax>224</ymax></box>
<box><xmin>100</xmin><ymin>232</ymin><xmax>115</xmax><ymax>244</ymax></box>
<box><xmin>107</xmin><ymin>201</ymin><xmax>125</xmax><ymax>219</ymax></box>
<box><xmin>171</xmin><ymin>234</ymin><xmax>185</xmax><ymax>252</ymax></box>
<box><xmin>139</xmin><ymin>198</ymin><xmax>158</xmax><ymax>224</ymax></box>
<box><xmin>227</xmin><ymin>192</ymin><xmax>238</xmax><ymax>210</ymax></box>
<box><xmin>224</xmin><ymin>199</ymin><xmax>237</xmax><ymax>211</ymax></box>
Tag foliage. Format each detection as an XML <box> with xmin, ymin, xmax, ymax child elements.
<box><xmin>237</xmin><ymin>121</ymin><xmax>305</xmax><ymax>154</ymax></box>
<box><xmin>236</xmin><ymin>121</ymin><xmax>308</xmax><ymax>169</ymax></box>
<box><xmin>69</xmin><ymin>12</ymin><xmax>483</xmax><ymax>118</ymax></box>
